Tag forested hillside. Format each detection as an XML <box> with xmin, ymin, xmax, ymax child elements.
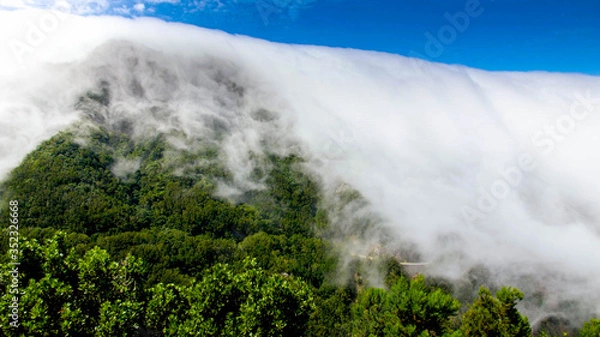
<box><xmin>0</xmin><ymin>127</ymin><xmax>598</xmax><ymax>336</ymax></box>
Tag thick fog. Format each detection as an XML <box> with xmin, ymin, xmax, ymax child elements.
<box><xmin>1</xmin><ymin>9</ymin><xmax>599</xmax><ymax>324</ymax></box>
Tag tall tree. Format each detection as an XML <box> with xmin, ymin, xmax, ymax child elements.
<box><xmin>351</xmin><ymin>275</ymin><xmax>461</xmax><ymax>337</ymax></box>
<box><xmin>460</xmin><ymin>286</ymin><xmax>531</xmax><ymax>337</ymax></box>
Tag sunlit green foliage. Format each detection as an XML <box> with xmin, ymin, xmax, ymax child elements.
<box><xmin>96</xmin><ymin>228</ymin><xmax>237</xmax><ymax>285</ymax></box>
<box><xmin>0</xmin><ymin>125</ymin><xmax>561</xmax><ymax>336</ymax></box>
<box><xmin>460</xmin><ymin>286</ymin><xmax>531</xmax><ymax>337</ymax></box>
<box><xmin>579</xmin><ymin>318</ymin><xmax>600</xmax><ymax>337</ymax></box>
<box><xmin>237</xmin><ymin>231</ymin><xmax>335</xmax><ymax>288</ymax></box>
<box><xmin>0</xmin><ymin>133</ymin><xmax>133</xmax><ymax>234</ymax></box>
<box><xmin>307</xmin><ymin>286</ymin><xmax>354</xmax><ymax>337</ymax></box>
<box><xmin>0</xmin><ymin>233</ymin><xmax>316</xmax><ymax>336</ymax></box>
<box><xmin>351</xmin><ymin>275</ymin><xmax>461</xmax><ymax>337</ymax></box>
<box><xmin>0</xmin><ymin>233</ymin><xmax>145</xmax><ymax>336</ymax></box>
<box><xmin>146</xmin><ymin>259</ymin><xmax>315</xmax><ymax>337</ymax></box>
<box><xmin>0</xmin><ymin>128</ymin><xmax>324</xmax><ymax>240</ymax></box>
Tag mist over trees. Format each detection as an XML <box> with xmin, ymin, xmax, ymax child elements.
<box><xmin>0</xmin><ymin>116</ymin><xmax>597</xmax><ymax>335</ymax></box>
<box><xmin>0</xmin><ymin>8</ymin><xmax>599</xmax><ymax>335</ymax></box>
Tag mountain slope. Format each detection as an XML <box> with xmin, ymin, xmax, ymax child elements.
<box><xmin>0</xmin><ymin>9</ymin><xmax>599</xmax><ymax>328</ymax></box>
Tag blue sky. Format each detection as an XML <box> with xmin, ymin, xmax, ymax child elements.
<box><xmin>2</xmin><ymin>0</ymin><xmax>599</xmax><ymax>74</ymax></box>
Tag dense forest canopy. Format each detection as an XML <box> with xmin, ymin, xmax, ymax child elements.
<box><xmin>0</xmin><ymin>115</ymin><xmax>598</xmax><ymax>336</ymax></box>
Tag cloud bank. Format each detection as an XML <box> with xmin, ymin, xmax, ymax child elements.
<box><xmin>1</xmin><ymin>8</ymin><xmax>599</xmax><ymax>325</ymax></box>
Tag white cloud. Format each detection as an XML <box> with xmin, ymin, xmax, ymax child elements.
<box><xmin>186</xmin><ymin>0</ymin><xmax>224</xmax><ymax>13</ymax></box>
<box><xmin>54</xmin><ymin>0</ymin><xmax>110</xmax><ymax>14</ymax></box>
<box><xmin>133</xmin><ymin>3</ymin><xmax>145</xmax><ymax>12</ymax></box>
<box><xmin>145</xmin><ymin>0</ymin><xmax>178</xmax><ymax>4</ymax></box>
<box><xmin>0</xmin><ymin>0</ymin><xmax>315</xmax><ymax>20</ymax></box>
<box><xmin>0</xmin><ymin>0</ymin><xmax>110</xmax><ymax>14</ymax></box>
<box><xmin>0</xmin><ymin>0</ymin><xmax>27</xmax><ymax>9</ymax></box>
<box><xmin>0</xmin><ymin>0</ymin><xmax>173</xmax><ymax>15</ymax></box>
<box><xmin>112</xmin><ymin>5</ymin><xmax>131</xmax><ymax>15</ymax></box>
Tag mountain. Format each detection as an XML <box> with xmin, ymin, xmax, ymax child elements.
<box><xmin>0</xmin><ymin>9</ymin><xmax>599</xmax><ymax>335</ymax></box>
